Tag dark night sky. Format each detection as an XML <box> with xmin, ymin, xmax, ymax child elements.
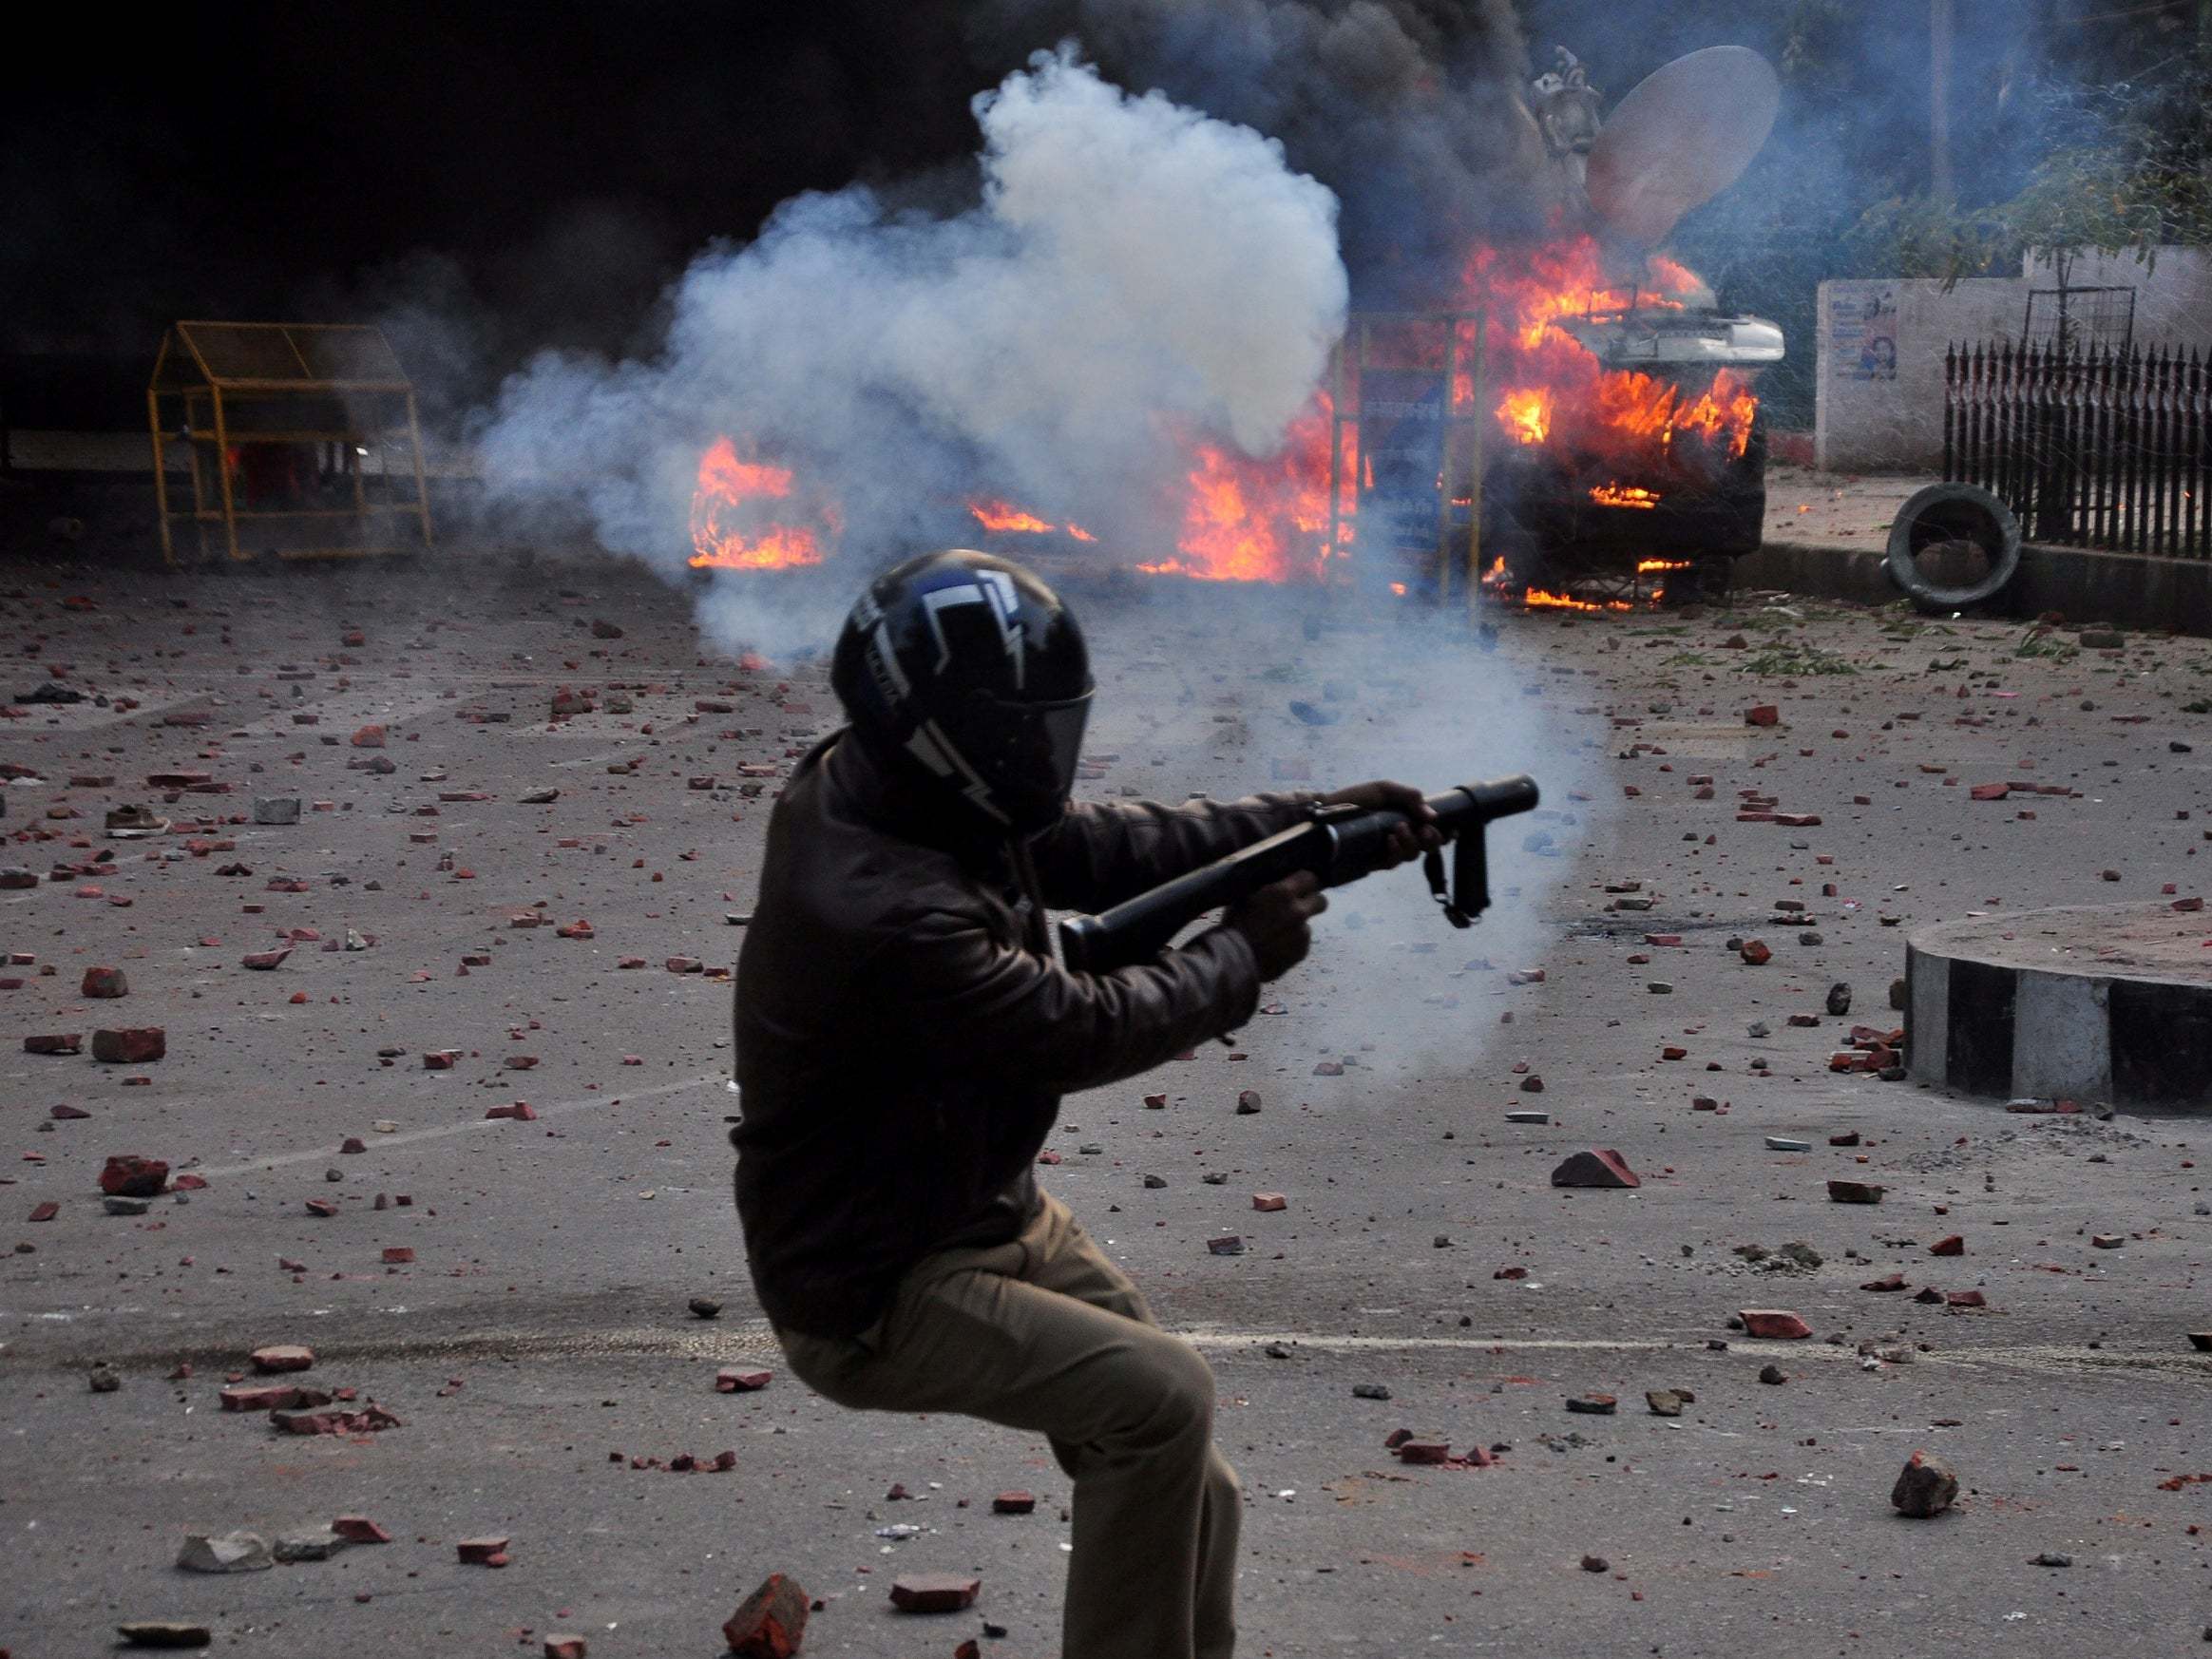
<box><xmin>2</xmin><ymin>0</ymin><xmax>2089</xmax><ymax>425</ymax></box>
<box><xmin>5</xmin><ymin>2</ymin><xmax>1003</xmax><ymax>366</ymax></box>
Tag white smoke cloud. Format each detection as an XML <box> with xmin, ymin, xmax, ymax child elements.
<box><xmin>480</xmin><ymin>47</ymin><xmax>1349</xmax><ymax>650</ymax></box>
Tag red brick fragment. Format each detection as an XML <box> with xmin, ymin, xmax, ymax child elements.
<box><xmin>1739</xmin><ymin>940</ymin><xmax>1772</xmax><ymax>965</ymax></box>
<box><xmin>1739</xmin><ymin>1308</ymin><xmax>1813</xmax><ymax>1340</ymax></box>
<box><xmin>99</xmin><ymin>1154</ymin><xmax>168</xmax><ymax>1196</ymax></box>
<box><xmin>1395</xmin><ymin>1440</ymin><xmax>1451</xmax><ymax>1464</ymax></box>
<box><xmin>81</xmin><ymin>965</ymin><xmax>127</xmax><ymax>998</ymax></box>
<box><xmin>251</xmin><ymin>1344</ymin><xmax>315</xmax><ymax>1373</ymax></box>
<box><xmin>723</xmin><ymin>1573</ymin><xmax>810</xmax><ymax>1659</ymax></box>
<box><xmin>485</xmin><ymin>1101</ymin><xmax>538</xmax><ymax>1121</ymax></box>
<box><xmin>1859</xmin><ymin>1272</ymin><xmax>1908</xmax><ymax>1292</ymax></box>
<box><xmin>1745</xmin><ymin>705</ymin><xmax>1780</xmax><ymax>727</ymax></box>
<box><xmin>1946</xmin><ymin>1289</ymin><xmax>1987</xmax><ymax>1308</ymax></box>
<box><xmin>1550</xmin><ymin>1149</ymin><xmax>1639</xmax><ymax>1190</ymax></box>
<box><xmin>1827</xmin><ymin>1180</ymin><xmax>1884</xmax><ymax>1204</ymax></box>
<box><xmin>220</xmin><ymin>1382</ymin><xmax>302</xmax><ymax>1412</ymax></box>
<box><xmin>544</xmin><ymin>1638</ymin><xmax>587</xmax><ymax>1659</ymax></box>
<box><xmin>715</xmin><ymin>1368</ymin><xmax>772</xmax><ymax>1393</ymax></box>
<box><xmin>29</xmin><ymin>1201</ymin><xmax>59</xmax><ymax>1223</ymax></box>
<box><xmin>1929</xmin><ymin>1235</ymin><xmax>1965</xmax><ymax>1256</ymax></box>
<box><xmin>992</xmin><ymin>1491</ymin><xmax>1036</xmax><ymax>1514</ymax></box>
<box><xmin>350</xmin><ymin>724</ymin><xmax>386</xmax><ymax>749</ymax></box>
<box><xmin>381</xmin><ymin>1247</ymin><xmax>415</xmax><ymax>1264</ymax></box>
<box><xmin>24</xmin><ymin>1033</ymin><xmax>82</xmax><ymax>1055</ymax></box>
<box><xmin>889</xmin><ymin>1573</ymin><xmax>982</xmax><ymax>1613</ymax></box>
<box><xmin>241</xmin><ymin>948</ymin><xmax>291</xmax><ymax>970</ymax></box>
<box><xmin>332</xmin><ymin>1516</ymin><xmax>390</xmax><ymax>1544</ymax></box>
<box><xmin>456</xmin><ymin>1536</ymin><xmax>509</xmax><ymax>1566</ymax></box>
<box><xmin>91</xmin><ymin>1028</ymin><xmax>164</xmax><ymax>1063</ymax></box>
<box><xmin>1250</xmin><ymin>1192</ymin><xmax>1287</xmax><ymax>1212</ymax></box>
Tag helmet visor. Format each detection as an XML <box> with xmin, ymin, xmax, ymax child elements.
<box><xmin>947</xmin><ymin>688</ymin><xmax>1090</xmax><ymax>833</ymax></box>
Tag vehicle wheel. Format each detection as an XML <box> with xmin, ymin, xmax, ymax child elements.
<box><xmin>1885</xmin><ymin>484</ymin><xmax>2021</xmax><ymax>613</ymax></box>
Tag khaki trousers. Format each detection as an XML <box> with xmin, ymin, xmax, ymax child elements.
<box><xmin>778</xmin><ymin>1193</ymin><xmax>1239</xmax><ymax>1659</ymax></box>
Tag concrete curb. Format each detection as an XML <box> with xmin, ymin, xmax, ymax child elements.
<box><xmin>1906</xmin><ymin>904</ymin><xmax>2212</xmax><ymax>1111</ymax></box>
<box><xmin>1740</xmin><ymin>536</ymin><xmax>2212</xmax><ymax>637</ymax></box>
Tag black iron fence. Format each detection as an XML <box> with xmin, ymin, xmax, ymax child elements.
<box><xmin>1945</xmin><ymin>341</ymin><xmax>2209</xmax><ymax>559</ymax></box>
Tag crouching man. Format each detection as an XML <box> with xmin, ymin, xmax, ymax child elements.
<box><xmin>732</xmin><ymin>550</ymin><xmax>1433</xmax><ymax>1659</ymax></box>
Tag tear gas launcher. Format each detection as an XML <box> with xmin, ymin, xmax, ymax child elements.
<box><xmin>1058</xmin><ymin>775</ymin><xmax>1541</xmax><ymax>975</ymax></box>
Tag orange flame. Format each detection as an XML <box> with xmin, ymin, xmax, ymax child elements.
<box><xmin>965</xmin><ymin>498</ymin><xmax>1099</xmax><ymax>542</ymax></box>
<box><xmin>1143</xmin><ymin>397</ymin><xmax>1347</xmax><ymax>582</ymax></box>
<box><xmin>1591</xmin><ymin>483</ymin><xmax>1662</xmax><ymax>509</ymax></box>
<box><xmin>969</xmin><ymin>499</ymin><xmax>1055</xmax><ymax>534</ymax></box>
<box><xmin>1465</xmin><ymin>236</ymin><xmax>1757</xmax><ymax>464</ymax></box>
<box><xmin>688</xmin><ymin>436</ymin><xmax>828</xmax><ymax>570</ymax></box>
<box><xmin>1497</xmin><ymin>389</ymin><xmax>1552</xmax><ymax>446</ymax></box>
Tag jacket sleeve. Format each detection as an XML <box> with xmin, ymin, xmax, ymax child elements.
<box><xmin>1030</xmin><ymin>791</ymin><xmax>1319</xmax><ymax>912</ymax></box>
<box><xmin>876</xmin><ymin>900</ymin><xmax>1264</xmax><ymax>1096</ymax></box>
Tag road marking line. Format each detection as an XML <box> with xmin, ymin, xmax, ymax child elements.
<box><xmin>195</xmin><ymin>1071</ymin><xmax>724</xmax><ymax>1179</ymax></box>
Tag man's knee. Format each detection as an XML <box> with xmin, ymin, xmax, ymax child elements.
<box><xmin>1109</xmin><ymin>1327</ymin><xmax>1215</xmax><ymax>1447</ymax></box>
<box><xmin>1207</xmin><ymin>1449</ymin><xmax>1241</xmax><ymax>1508</ymax></box>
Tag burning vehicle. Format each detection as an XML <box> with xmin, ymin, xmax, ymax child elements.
<box><xmin>1477</xmin><ymin>46</ymin><xmax>1786</xmax><ymax>603</ymax></box>
<box><xmin>1345</xmin><ymin>46</ymin><xmax>1787</xmax><ymax>608</ymax></box>
<box><xmin>680</xmin><ymin>47</ymin><xmax>1786</xmax><ymax>611</ymax></box>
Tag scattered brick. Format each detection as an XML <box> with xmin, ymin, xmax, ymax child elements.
<box><xmin>1738</xmin><ymin>1308</ymin><xmax>1813</xmax><ymax>1340</ymax></box>
<box><xmin>724</xmin><ymin>1573</ymin><xmax>810</xmax><ymax>1658</ymax></box>
<box><xmin>889</xmin><ymin>1573</ymin><xmax>982</xmax><ymax>1613</ymax></box>
<box><xmin>1892</xmin><ymin>1450</ymin><xmax>1958</xmax><ymax>1517</ymax></box>
<box><xmin>99</xmin><ymin>1154</ymin><xmax>168</xmax><ymax>1197</ymax></box>
<box><xmin>91</xmin><ymin>1028</ymin><xmax>165</xmax><ymax>1064</ymax></box>
<box><xmin>1550</xmin><ymin>1149</ymin><xmax>1639</xmax><ymax>1189</ymax></box>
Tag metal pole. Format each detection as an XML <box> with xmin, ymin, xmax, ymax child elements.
<box><xmin>1326</xmin><ymin>336</ymin><xmax>1344</xmax><ymax>584</ymax></box>
<box><xmin>210</xmin><ymin>387</ymin><xmax>243</xmax><ymax>562</ymax></box>
<box><xmin>404</xmin><ymin>391</ymin><xmax>436</xmax><ymax>549</ymax></box>
<box><xmin>148</xmin><ymin>389</ymin><xmax>175</xmax><ymax>566</ymax></box>
<box><xmin>1931</xmin><ymin>0</ymin><xmax>1955</xmax><ymax>204</ymax></box>
<box><xmin>1438</xmin><ymin>317</ymin><xmax>1459</xmax><ymax>604</ymax></box>
<box><xmin>1466</xmin><ymin>311</ymin><xmax>1487</xmax><ymax>627</ymax></box>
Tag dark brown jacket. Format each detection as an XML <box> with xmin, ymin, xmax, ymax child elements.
<box><xmin>732</xmin><ymin>734</ymin><xmax>1312</xmax><ymax>1337</ymax></box>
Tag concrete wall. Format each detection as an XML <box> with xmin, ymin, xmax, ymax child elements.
<box><xmin>1815</xmin><ymin>246</ymin><xmax>2212</xmax><ymax>473</ymax></box>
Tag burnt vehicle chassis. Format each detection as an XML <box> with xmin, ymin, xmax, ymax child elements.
<box><xmin>1477</xmin><ymin>404</ymin><xmax>1768</xmax><ymax>602</ymax></box>
<box><xmin>1338</xmin><ymin>306</ymin><xmax>1781</xmax><ymax>607</ymax></box>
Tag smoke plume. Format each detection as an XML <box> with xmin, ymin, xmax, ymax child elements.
<box><xmin>481</xmin><ymin>48</ymin><xmax>1348</xmax><ymax>649</ymax></box>
<box><xmin>971</xmin><ymin>0</ymin><xmax>1550</xmax><ymax>301</ymax></box>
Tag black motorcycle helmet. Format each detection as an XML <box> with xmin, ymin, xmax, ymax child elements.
<box><xmin>830</xmin><ymin>549</ymin><xmax>1093</xmax><ymax>837</ymax></box>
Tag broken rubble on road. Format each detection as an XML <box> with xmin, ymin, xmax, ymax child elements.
<box><xmin>10</xmin><ymin>571</ymin><xmax>2212</xmax><ymax>1654</ymax></box>
<box><xmin>1892</xmin><ymin>1451</ymin><xmax>1960</xmax><ymax>1517</ymax></box>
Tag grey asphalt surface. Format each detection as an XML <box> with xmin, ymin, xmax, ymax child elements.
<box><xmin>4</xmin><ymin>554</ymin><xmax>2210</xmax><ymax>1657</ymax></box>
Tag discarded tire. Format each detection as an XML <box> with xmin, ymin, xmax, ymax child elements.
<box><xmin>1885</xmin><ymin>483</ymin><xmax>2021</xmax><ymax>613</ymax></box>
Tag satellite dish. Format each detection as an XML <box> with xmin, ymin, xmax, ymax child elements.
<box><xmin>1585</xmin><ymin>46</ymin><xmax>1780</xmax><ymax>247</ymax></box>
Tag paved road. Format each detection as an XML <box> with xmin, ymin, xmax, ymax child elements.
<box><xmin>3</xmin><ymin>557</ymin><xmax>2207</xmax><ymax>1656</ymax></box>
